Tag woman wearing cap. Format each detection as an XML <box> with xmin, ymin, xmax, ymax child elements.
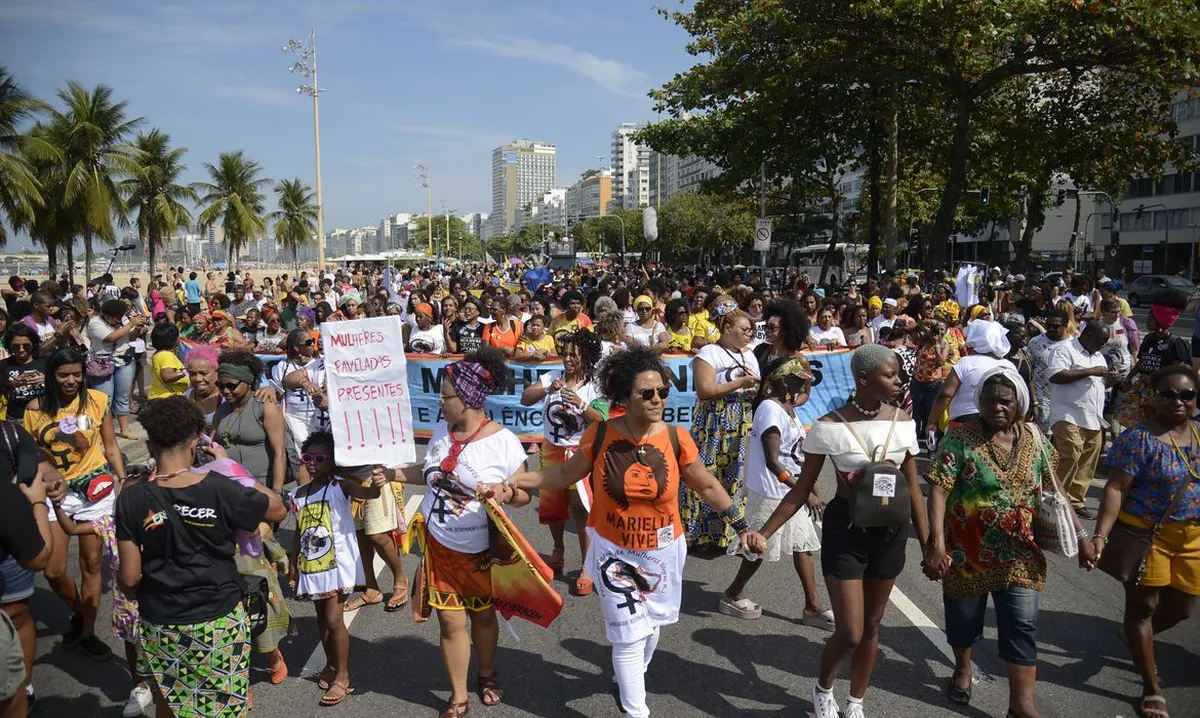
<box><xmin>406</xmin><ymin>303</ymin><xmax>446</xmax><ymax>355</ymax></box>
<box><xmin>1115</xmin><ymin>297</ymin><xmax>1192</xmax><ymax>431</ymax></box>
<box><xmin>683</xmin><ymin>297</ymin><xmax>760</xmax><ymax>549</ymax></box>
<box><xmin>625</xmin><ymin>295</ymin><xmax>669</xmax><ymax>353</ymax></box>
<box><xmin>378</xmin><ymin>348</ymin><xmax>528</xmax><ymax>718</ymax></box>
<box><xmin>925</xmin><ymin>320</ymin><xmax>1011</xmax><ymax>446</ymax></box>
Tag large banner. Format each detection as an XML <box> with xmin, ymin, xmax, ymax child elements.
<box><xmin>406</xmin><ymin>350</ymin><xmax>856</xmax><ymax>442</ymax></box>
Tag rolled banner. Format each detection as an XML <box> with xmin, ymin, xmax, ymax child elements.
<box><xmin>483</xmin><ymin>497</ymin><xmax>563</xmax><ymax>628</ymax></box>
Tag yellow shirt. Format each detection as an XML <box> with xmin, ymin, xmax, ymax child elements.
<box><xmin>149</xmin><ymin>349</ymin><xmax>190</xmax><ymax>399</ymax></box>
<box><xmin>24</xmin><ymin>389</ymin><xmax>110</xmax><ymax>481</ymax></box>
<box><xmin>516</xmin><ymin>334</ymin><xmax>556</xmax><ymax>357</ymax></box>
<box><xmin>666</xmin><ymin>326</ymin><xmax>693</xmax><ymax>352</ymax></box>
<box><xmin>687</xmin><ymin>311</ymin><xmax>720</xmax><ymax>348</ymax></box>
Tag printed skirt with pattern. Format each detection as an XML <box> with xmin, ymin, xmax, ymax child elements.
<box><xmin>681</xmin><ymin>392</ymin><xmax>752</xmax><ymax>549</ymax></box>
<box><xmin>137</xmin><ymin>604</ymin><xmax>250</xmax><ymax>718</ymax></box>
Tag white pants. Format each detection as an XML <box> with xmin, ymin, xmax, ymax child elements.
<box><xmin>612</xmin><ymin>626</ymin><xmax>661</xmax><ymax>718</ymax></box>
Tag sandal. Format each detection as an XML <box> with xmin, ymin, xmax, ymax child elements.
<box><xmin>344</xmin><ymin>592</ymin><xmax>383</xmax><ymax>612</ymax></box>
<box><xmin>385</xmin><ymin>585</ymin><xmax>410</xmax><ymax>612</ymax></box>
<box><xmin>319</xmin><ymin>679</ymin><xmax>354</xmax><ymax>707</ymax></box>
<box><xmin>547</xmin><ymin>547</ymin><xmax>564</xmax><ymax>575</ymax></box>
<box><xmin>573</xmin><ymin>574</ymin><xmax>594</xmax><ymax>596</ymax></box>
<box><xmin>947</xmin><ymin>668</ymin><xmax>972</xmax><ymax>705</ymax></box>
<box><xmin>439</xmin><ymin>700</ymin><xmax>470</xmax><ymax>718</ymax></box>
<box><xmin>316</xmin><ymin>665</ymin><xmax>335</xmax><ymax>691</ymax></box>
<box><xmin>269</xmin><ymin>656</ymin><xmax>288</xmax><ymax>685</ymax></box>
<box><xmin>1140</xmin><ymin>694</ymin><xmax>1169</xmax><ymax>717</ymax></box>
<box><xmin>717</xmin><ymin>595</ymin><xmax>762</xmax><ymax>620</ymax></box>
<box><xmin>801</xmin><ymin>608</ymin><xmax>835</xmax><ymax>632</ymax></box>
<box><xmin>478</xmin><ymin>672</ymin><xmax>504</xmax><ymax>707</ymax></box>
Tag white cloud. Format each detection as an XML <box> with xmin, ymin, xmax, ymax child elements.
<box><xmin>445</xmin><ymin>36</ymin><xmax>649</xmax><ymax>99</ymax></box>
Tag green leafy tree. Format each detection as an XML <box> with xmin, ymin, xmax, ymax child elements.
<box><xmin>269</xmin><ymin>177</ymin><xmax>318</xmax><ymax>271</ymax></box>
<box><xmin>193</xmin><ymin>151</ymin><xmax>270</xmax><ymax>268</ymax></box>
<box><xmin>0</xmin><ymin>67</ymin><xmax>53</xmax><ymax>244</ymax></box>
<box><xmin>23</xmin><ymin>120</ymin><xmax>77</xmax><ymax>279</ymax></box>
<box><xmin>120</xmin><ymin>129</ymin><xmax>195</xmax><ymax>279</ymax></box>
<box><xmin>50</xmin><ymin>81</ymin><xmax>143</xmax><ymax>280</ymax></box>
<box><xmin>656</xmin><ymin>192</ymin><xmax>756</xmax><ymax>264</ymax></box>
<box><xmin>410</xmin><ymin>215</ymin><xmax>476</xmax><ymax>260</ymax></box>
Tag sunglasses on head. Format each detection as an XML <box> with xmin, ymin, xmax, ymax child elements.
<box><xmin>216</xmin><ymin>381</ymin><xmax>243</xmax><ymax>392</ymax></box>
<box><xmin>1156</xmin><ymin>389</ymin><xmax>1197</xmax><ymax>402</ymax></box>
<box><xmin>638</xmin><ymin>387</ymin><xmax>670</xmax><ymax>401</ymax></box>
<box><xmin>299</xmin><ymin>452</ymin><xmax>329</xmax><ymax>464</ymax></box>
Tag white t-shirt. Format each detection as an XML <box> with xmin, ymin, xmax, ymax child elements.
<box><xmin>1047</xmin><ymin>338</ymin><xmax>1106</xmax><ymax>430</ymax></box>
<box><xmin>694</xmin><ymin>343</ymin><xmax>760</xmax><ymax>387</ymax></box>
<box><xmin>408</xmin><ymin>326</ymin><xmax>446</xmax><ymax>354</ymax></box>
<box><xmin>1065</xmin><ymin>292</ymin><xmax>1093</xmax><ymax>316</ymax></box>
<box><xmin>270</xmin><ymin>357</ymin><xmax>326</xmax><ymax>429</ymax></box>
<box><xmin>948</xmin><ymin>354</ymin><xmax>1008</xmax><ymax>419</ymax></box>
<box><xmin>625</xmin><ymin>321</ymin><xmax>666</xmax><ymax>348</ymax></box>
<box><xmin>84</xmin><ymin>316</ymin><xmax>131</xmax><ymax>364</ymax></box>
<box><xmin>802</xmin><ymin>417</ymin><xmax>919</xmax><ymax>475</ymax></box>
<box><xmin>745</xmin><ymin>399</ymin><xmax>806</xmax><ymax>500</ymax></box>
<box><xmin>809</xmin><ymin>326</ymin><xmax>847</xmax><ymax>348</ymax></box>
<box><xmin>255</xmin><ymin>328</ymin><xmax>288</xmax><ymax>353</ymax></box>
<box><xmin>420</xmin><ymin>425</ymin><xmax>527</xmax><ymax>553</ymax></box>
<box><xmin>869</xmin><ymin>315</ymin><xmax>895</xmax><ymax>333</ymax></box>
<box><xmin>539</xmin><ymin>371</ymin><xmax>603</xmax><ymax>447</ymax></box>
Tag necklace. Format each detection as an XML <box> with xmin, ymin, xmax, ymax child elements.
<box><xmin>850</xmin><ymin>395</ymin><xmax>881</xmax><ymax>417</ymax></box>
<box><xmin>1168</xmin><ymin>424</ymin><xmax>1200</xmax><ymax>480</ymax></box>
<box><xmin>984</xmin><ymin>424</ymin><xmax>1021</xmax><ymax>472</ymax></box>
<box><xmin>154</xmin><ymin>467</ymin><xmax>189</xmax><ymax>482</ymax></box>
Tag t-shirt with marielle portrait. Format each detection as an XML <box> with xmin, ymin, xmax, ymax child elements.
<box><xmin>578</xmin><ymin>421</ymin><xmax>699</xmax><ymax>551</ymax></box>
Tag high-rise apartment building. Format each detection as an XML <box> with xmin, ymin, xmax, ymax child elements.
<box><xmin>565</xmin><ymin>169</ymin><xmax>613</xmax><ymax>224</ymax></box>
<box><xmin>611</xmin><ymin>123</ymin><xmax>650</xmax><ymax>211</ymax></box>
<box><xmin>491</xmin><ymin>139</ymin><xmax>557</xmax><ymax>237</ymax></box>
<box><xmin>647</xmin><ymin>150</ymin><xmax>723</xmax><ymax>205</ymax></box>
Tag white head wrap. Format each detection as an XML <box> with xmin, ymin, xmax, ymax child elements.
<box><xmin>973</xmin><ymin>364</ymin><xmax>1030</xmax><ymax>418</ymax></box>
<box><xmin>965</xmin><ymin>319</ymin><xmax>1011</xmax><ymax>358</ymax></box>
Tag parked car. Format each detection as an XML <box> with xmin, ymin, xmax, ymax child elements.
<box><xmin>1125</xmin><ymin>274</ymin><xmax>1196</xmax><ymax>307</ymax></box>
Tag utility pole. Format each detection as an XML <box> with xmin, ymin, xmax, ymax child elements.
<box><xmin>283</xmin><ymin>28</ymin><xmax>327</xmax><ymax>271</ymax></box>
<box><xmin>415</xmin><ymin>164</ymin><xmax>433</xmax><ymax>255</ymax></box>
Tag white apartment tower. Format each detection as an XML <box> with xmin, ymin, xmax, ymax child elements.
<box><xmin>611</xmin><ymin>123</ymin><xmax>650</xmax><ymax>211</ymax></box>
<box><xmin>491</xmin><ymin>140</ymin><xmax>557</xmax><ymax>236</ymax></box>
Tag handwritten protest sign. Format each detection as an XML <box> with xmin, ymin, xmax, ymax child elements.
<box><xmin>322</xmin><ymin>316</ymin><xmax>415</xmax><ymax>466</ymax></box>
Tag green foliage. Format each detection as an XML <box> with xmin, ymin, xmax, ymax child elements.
<box><xmin>192</xmin><ymin>151</ymin><xmax>270</xmax><ymax>267</ymax></box>
<box><xmin>269</xmin><ymin>177</ymin><xmax>318</xmax><ymax>267</ymax></box>
<box><xmin>654</xmin><ymin>192</ymin><xmax>757</xmax><ymax>262</ymax></box>
<box><xmin>410</xmin><ymin>214</ymin><xmax>478</xmax><ymax>260</ymax></box>
<box><xmin>0</xmin><ymin>67</ymin><xmax>54</xmax><ymax>245</ymax></box>
<box><xmin>489</xmin><ymin>223</ymin><xmax>560</xmax><ymax>258</ymax></box>
<box><xmin>120</xmin><ymin>129</ymin><xmax>195</xmax><ymax>276</ymax></box>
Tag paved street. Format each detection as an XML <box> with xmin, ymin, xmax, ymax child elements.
<box><xmin>29</xmin><ymin>435</ymin><xmax>1200</xmax><ymax>718</ymax></box>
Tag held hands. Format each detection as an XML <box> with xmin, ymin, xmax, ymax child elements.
<box><xmin>739</xmin><ymin>530</ymin><xmax>768</xmax><ymax>555</ymax></box>
<box><xmin>1079</xmin><ymin>536</ymin><xmax>1102</xmax><ymax>570</ymax></box>
<box><xmin>18</xmin><ymin>475</ymin><xmax>47</xmax><ymax>506</ymax></box>
<box><xmin>370</xmin><ymin>467</ymin><xmax>388</xmax><ymax>488</ymax></box>
<box><xmin>477</xmin><ymin>482</ymin><xmax>514</xmax><ymax>504</ymax></box>
<box><xmin>921</xmin><ymin>542</ymin><xmax>951</xmax><ymax>581</ymax></box>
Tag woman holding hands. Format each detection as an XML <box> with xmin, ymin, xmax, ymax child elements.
<box><xmin>500</xmin><ymin>346</ymin><xmax>751</xmax><ymax>718</ymax></box>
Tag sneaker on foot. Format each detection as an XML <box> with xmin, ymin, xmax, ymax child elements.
<box><xmin>25</xmin><ymin>685</ymin><xmax>35</xmax><ymax>714</ymax></box>
<box><xmin>811</xmin><ymin>685</ymin><xmax>839</xmax><ymax>718</ymax></box>
<box><xmin>123</xmin><ymin>685</ymin><xmax>153</xmax><ymax>718</ymax></box>
<box><xmin>79</xmin><ymin>634</ymin><xmax>113</xmax><ymax>662</ymax></box>
<box><xmin>845</xmin><ymin>701</ymin><xmax>866</xmax><ymax>718</ymax></box>
<box><xmin>61</xmin><ymin>615</ymin><xmax>84</xmax><ymax>647</ymax></box>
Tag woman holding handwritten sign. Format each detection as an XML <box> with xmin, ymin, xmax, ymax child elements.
<box><xmin>499</xmin><ymin>346</ymin><xmax>750</xmax><ymax>718</ymax></box>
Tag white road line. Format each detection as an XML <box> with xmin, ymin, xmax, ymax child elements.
<box><xmin>888</xmin><ymin>585</ymin><xmax>990</xmax><ymax>682</ymax></box>
<box><xmin>298</xmin><ymin>492</ymin><xmax>425</xmax><ymax>678</ymax></box>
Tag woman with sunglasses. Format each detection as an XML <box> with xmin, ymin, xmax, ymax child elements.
<box><xmin>625</xmin><ymin>295</ymin><xmax>669</xmax><ymax>354</ymax></box>
<box><xmin>24</xmin><ymin>348</ymin><xmax>125</xmax><ymax>662</ymax></box>
<box><xmin>378</xmin><ymin>348</ymin><xmax>528</xmax><ymax>718</ymax></box>
<box><xmin>682</xmin><ymin>300</ymin><xmax>760</xmax><ymax>550</ymax></box>
<box><xmin>501</xmin><ymin>346</ymin><xmax>750</xmax><ymax>718</ymax></box>
<box><xmin>1090</xmin><ymin>365</ymin><xmax>1200</xmax><ymax>718</ymax></box>
<box><xmin>0</xmin><ymin>325</ymin><xmax>45</xmax><ymax>423</ymax></box>
<box><xmin>272</xmin><ymin>329</ymin><xmax>330</xmax><ymax>485</ymax></box>
<box><xmin>212</xmin><ymin>348</ymin><xmax>289</xmax><ymax>493</ymax></box>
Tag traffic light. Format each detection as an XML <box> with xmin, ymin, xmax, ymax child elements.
<box><xmin>979</xmin><ymin>186</ymin><xmax>989</xmax><ymax>206</ymax></box>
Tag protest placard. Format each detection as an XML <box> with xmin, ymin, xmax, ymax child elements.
<box><xmin>322</xmin><ymin>316</ymin><xmax>416</xmax><ymax>466</ymax></box>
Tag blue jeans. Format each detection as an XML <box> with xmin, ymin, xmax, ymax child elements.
<box><xmin>87</xmin><ymin>361</ymin><xmax>135</xmax><ymax>418</ymax></box>
<box><xmin>911</xmin><ymin>379</ymin><xmax>942</xmax><ymax>435</ymax></box>
<box><xmin>944</xmin><ymin>585</ymin><xmax>1040</xmax><ymax>666</ymax></box>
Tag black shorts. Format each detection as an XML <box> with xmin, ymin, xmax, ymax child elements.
<box><xmin>820</xmin><ymin>496</ymin><xmax>909</xmax><ymax>581</ymax></box>
<box><xmin>1191</xmin><ymin>336</ymin><xmax>1200</xmax><ymax>359</ymax></box>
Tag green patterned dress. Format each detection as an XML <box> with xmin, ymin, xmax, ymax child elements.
<box><xmin>926</xmin><ymin>424</ymin><xmax>1053</xmax><ymax>599</ymax></box>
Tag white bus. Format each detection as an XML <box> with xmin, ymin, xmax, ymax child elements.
<box><xmin>791</xmin><ymin>243</ymin><xmax>869</xmax><ymax>286</ymax></box>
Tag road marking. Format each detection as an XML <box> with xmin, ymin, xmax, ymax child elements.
<box><xmin>299</xmin><ymin>492</ymin><xmax>425</xmax><ymax>678</ymax></box>
<box><xmin>888</xmin><ymin>584</ymin><xmax>990</xmax><ymax>682</ymax></box>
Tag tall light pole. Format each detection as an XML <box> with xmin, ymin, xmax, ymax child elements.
<box><xmin>415</xmin><ymin>164</ymin><xmax>433</xmax><ymax>256</ymax></box>
<box><xmin>283</xmin><ymin>29</ymin><xmax>326</xmax><ymax>271</ymax></box>
<box><xmin>440</xmin><ymin>200</ymin><xmax>456</xmax><ymax>260</ymax></box>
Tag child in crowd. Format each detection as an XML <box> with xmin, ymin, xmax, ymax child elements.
<box><xmin>288</xmin><ymin>432</ymin><xmax>382</xmax><ymax>706</ymax></box>
<box><xmin>148</xmin><ymin>323</ymin><xmax>189</xmax><ymax>399</ymax></box>
<box><xmin>514</xmin><ymin>314</ymin><xmax>556</xmax><ymax>360</ymax></box>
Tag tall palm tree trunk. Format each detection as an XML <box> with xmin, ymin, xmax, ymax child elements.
<box><xmin>294</xmin><ymin>246</ymin><xmax>300</xmax><ymax>276</ymax></box>
<box><xmin>84</xmin><ymin>233</ymin><xmax>94</xmax><ymax>281</ymax></box>
<box><xmin>47</xmin><ymin>241</ymin><xmax>59</xmax><ymax>281</ymax></box>
<box><xmin>147</xmin><ymin>233</ymin><xmax>156</xmax><ymax>282</ymax></box>
<box><xmin>66</xmin><ymin>239</ymin><xmax>76</xmax><ymax>286</ymax></box>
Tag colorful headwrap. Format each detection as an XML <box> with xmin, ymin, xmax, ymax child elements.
<box><xmin>296</xmin><ymin>306</ymin><xmax>316</xmax><ymax>326</ymax></box>
<box><xmin>1150</xmin><ymin>304</ymin><xmax>1181</xmax><ymax>330</ymax></box>
<box><xmin>969</xmin><ymin>304</ymin><xmax>989</xmax><ymax>321</ymax></box>
<box><xmin>446</xmin><ymin>359</ymin><xmax>496</xmax><ymax>409</ymax></box>
<box><xmin>633</xmin><ymin>295</ymin><xmax>654</xmax><ymax>309</ymax></box>
<box><xmin>340</xmin><ymin>289</ymin><xmax>363</xmax><ymax>308</ymax></box>
<box><xmin>260</xmin><ymin>305</ymin><xmax>280</xmax><ymax>320</ymax></box>
<box><xmin>710</xmin><ymin>298</ymin><xmax>739</xmax><ymax>320</ymax></box>
<box><xmin>211</xmin><ymin>310</ymin><xmax>235</xmax><ymax>325</ymax></box>
<box><xmin>934</xmin><ymin>300</ymin><xmax>960</xmax><ymax>324</ymax></box>
<box><xmin>415</xmin><ymin>302</ymin><xmax>434</xmax><ymax>317</ymax></box>
<box><xmin>761</xmin><ymin>357</ymin><xmax>812</xmax><ymax>405</ymax></box>
<box><xmin>217</xmin><ymin>363</ymin><xmax>256</xmax><ymax>386</ymax></box>
<box><xmin>813</xmin><ymin>288</ymin><xmax>826</xmax><ymax>299</ymax></box>
<box><xmin>868</xmin><ymin>296</ymin><xmax>883</xmax><ymax>311</ymax></box>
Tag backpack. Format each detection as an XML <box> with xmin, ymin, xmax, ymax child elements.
<box><xmin>833</xmin><ymin>410</ymin><xmax>909</xmax><ymax>529</ymax></box>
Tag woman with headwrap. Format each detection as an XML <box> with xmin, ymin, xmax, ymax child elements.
<box><xmin>924</xmin><ymin>365</ymin><xmax>1092</xmax><ymax>716</ymax></box>
<box><xmin>1114</xmin><ymin>298</ymin><xmax>1192</xmax><ymax>431</ymax></box>
<box><xmin>405</xmin><ymin>303</ymin><xmax>446</xmax><ymax>354</ymax></box>
<box><xmin>377</xmin><ymin>348</ymin><xmax>528</xmax><ymax>717</ymax></box>
<box><xmin>683</xmin><ymin>300</ymin><xmax>760</xmax><ymax>549</ymax></box>
<box><xmin>207</xmin><ymin>310</ymin><xmax>245</xmax><ymax>349</ymax></box>
<box><xmin>721</xmin><ymin>357</ymin><xmax>833</xmax><ymax>628</ymax></box>
<box><xmin>212</xmin><ymin>348</ymin><xmax>290</xmax><ymax>492</ymax></box>
<box><xmin>925</xmin><ymin>320</ymin><xmax>1011</xmax><ymax>447</ymax></box>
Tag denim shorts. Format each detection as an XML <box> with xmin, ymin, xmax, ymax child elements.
<box><xmin>944</xmin><ymin>585</ymin><xmax>1040</xmax><ymax>666</ymax></box>
<box><xmin>0</xmin><ymin>557</ymin><xmax>34</xmax><ymax>604</ymax></box>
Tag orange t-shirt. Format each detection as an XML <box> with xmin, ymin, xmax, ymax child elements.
<box><xmin>578</xmin><ymin>421</ymin><xmax>699</xmax><ymax>550</ymax></box>
<box><xmin>483</xmin><ymin>319</ymin><xmax>523</xmax><ymax>351</ymax></box>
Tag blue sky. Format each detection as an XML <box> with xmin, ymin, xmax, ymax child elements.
<box><xmin>0</xmin><ymin>0</ymin><xmax>693</xmax><ymax>247</ymax></box>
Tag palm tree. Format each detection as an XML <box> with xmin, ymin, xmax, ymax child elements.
<box><xmin>50</xmin><ymin>81</ymin><xmax>143</xmax><ymax>280</ymax></box>
<box><xmin>0</xmin><ymin>67</ymin><xmax>54</xmax><ymax>244</ymax></box>
<box><xmin>270</xmin><ymin>177</ymin><xmax>318</xmax><ymax>273</ymax></box>
<box><xmin>193</xmin><ymin>151</ymin><xmax>269</xmax><ymax>269</ymax></box>
<box><xmin>120</xmin><ymin>129</ymin><xmax>195</xmax><ymax>280</ymax></box>
<box><xmin>23</xmin><ymin>121</ymin><xmax>76</xmax><ymax>278</ymax></box>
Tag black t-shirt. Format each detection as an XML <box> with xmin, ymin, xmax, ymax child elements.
<box><xmin>451</xmin><ymin>320</ymin><xmax>484</xmax><ymax>354</ymax></box>
<box><xmin>0</xmin><ymin>358</ymin><xmax>46</xmax><ymax>423</ymax></box>
<box><xmin>1136</xmin><ymin>333</ymin><xmax>1191</xmax><ymax>376</ymax></box>
<box><xmin>0</xmin><ymin>424</ymin><xmax>39</xmax><ymax>488</ymax></box>
<box><xmin>0</xmin><ymin>479</ymin><xmax>46</xmax><ymax>596</ymax></box>
<box><xmin>114</xmin><ymin>473</ymin><xmax>269</xmax><ymax>624</ymax></box>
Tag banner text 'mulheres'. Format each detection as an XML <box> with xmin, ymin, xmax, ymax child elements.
<box><xmin>328</xmin><ymin>330</ymin><xmax>385</xmax><ymax>348</ymax></box>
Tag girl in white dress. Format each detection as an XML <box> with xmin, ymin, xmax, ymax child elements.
<box><xmin>288</xmin><ymin>431</ymin><xmax>383</xmax><ymax>706</ymax></box>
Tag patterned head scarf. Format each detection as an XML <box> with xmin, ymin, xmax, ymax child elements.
<box><xmin>710</xmin><ymin>297</ymin><xmax>739</xmax><ymax>320</ymax></box>
<box><xmin>760</xmin><ymin>357</ymin><xmax>812</xmax><ymax>406</ymax></box>
<box><xmin>446</xmin><ymin>359</ymin><xmax>497</xmax><ymax>409</ymax></box>
<box><xmin>933</xmin><ymin>300</ymin><xmax>960</xmax><ymax>324</ymax></box>
<box><xmin>1150</xmin><ymin>303</ymin><xmax>1181</xmax><ymax>330</ymax></box>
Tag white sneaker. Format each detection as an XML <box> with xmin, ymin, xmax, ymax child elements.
<box><xmin>845</xmin><ymin>700</ymin><xmax>866</xmax><ymax>718</ymax></box>
<box><xmin>811</xmin><ymin>684</ymin><xmax>840</xmax><ymax>718</ymax></box>
<box><xmin>123</xmin><ymin>684</ymin><xmax>153</xmax><ymax>717</ymax></box>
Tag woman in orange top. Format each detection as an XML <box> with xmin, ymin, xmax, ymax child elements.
<box><xmin>482</xmin><ymin>299</ymin><xmax>522</xmax><ymax>356</ymax></box>
<box><xmin>498</xmin><ymin>346</ymin><xmax>750</xmax><ymax>718</ymax></box>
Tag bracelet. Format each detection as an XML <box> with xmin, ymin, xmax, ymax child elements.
<box><xmin>776</xmin><ymin>471</ymin><xmax>792</xmax><ymax>485</ymax></box>
<box><xmin>1094</xmin><ymin>534</ymin><xmax>1107</xmax><ymax>544</ymax></box>
<box><xmin>730</xmin><ymin>517</ymin><xmax>750</xmax><ymax>534</ymax></box>
<box><xmin>1075</xmin><ymin>527</ymin><xmax>1089</xmax><ymax>541</ymax></box>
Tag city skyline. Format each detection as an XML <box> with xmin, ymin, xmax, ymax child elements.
<box><xmin>0</xmin><ymin>0</ymin><xmax>694</xmax><ymax>250</ymax></box>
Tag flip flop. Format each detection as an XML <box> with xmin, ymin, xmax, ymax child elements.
<box><xmin>547</xmin><ymin>547</ymin><xmax>564</xmax><ymax>574</ymax></box>
<box><xmin>717</xmin><ymin>595</ymin><xmax>762</xmax><ymax>619</ymax></box>
<box><xmin>439</xmin><ymin>700</ymin><xmax>470</xmax><ymax>718</ymax></box>
<box><xmin>316</xmin><ymin>665</ymin><xmax>335</xmax><ymax>691</ymax></box>
<box><xmin>319</xmin><ymin>679</ymin><xmax>354</xmax><ymax>707</ymax></box>
<box><xmin>343</xmin><ymin>592</ymin><xmax>382</xmax><ymax>612</ymax></box>
<box><xmin>384</xmin><ymin>586</ymin><xmax>409</xmax><ymax>612</ymax></box>
<box><xmin>801</xmin><ymin>608</ymin><xmax>836</xmax><ymax>632</ymax></box>
<box><xmin>573</xmin><ymin>575</ymin><xmax>594</xmax><ymax>596</ymax></box>
<box><xmin>478</xmin><ymin>672</ymin><xmax>503</xmax><ymax>707</ymax></box>
<box><xmin>1140</xmin><ymin>694</ymin><xmax>1169</xmax><ymax>717</ymax></box>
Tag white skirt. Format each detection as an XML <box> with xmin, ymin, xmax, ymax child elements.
<box><xmin>585</xmin><ymin>528</ymin><xmax>686</xmax><ymax>645</ymax></box>
<box><xmin>727</xmin><ymin>491</ymin><xmax>820</xmax><ymax>562</ymax></box>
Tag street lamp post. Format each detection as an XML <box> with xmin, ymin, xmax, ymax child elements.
<box><xmin>415</xmin><ymin>164</ymin><xmax>433</xmax><ymax>255</ymax></box>
<box><xmin>440</xmin><ymin>200</ymin><xmax>457</xmax><ymax>261</ymax></box>
<box><xmin>283</xmin><ymin>29</ymin><xmax>326</xmax><ymax>272</ymax></box>
<box><xmin>604</xmin><ymin>214</ymin><xmax>627</xmax><ymax>261</ymax></box>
